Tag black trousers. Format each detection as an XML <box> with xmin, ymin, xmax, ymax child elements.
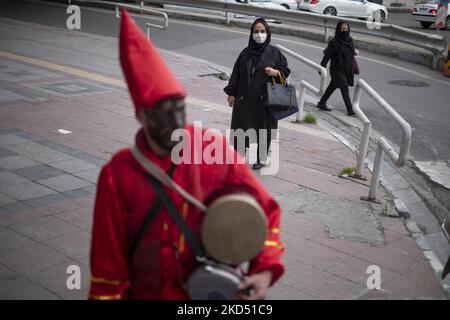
<box><xmin>319</xmin><ymin>80</ymin><xmax>353</xmax><ymax>112</ymax></box>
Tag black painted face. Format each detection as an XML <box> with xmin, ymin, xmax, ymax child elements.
<box><xmin>143</xmin><ymin>99</ymin><xmax>186</xmax><ymax>152</ymax></box>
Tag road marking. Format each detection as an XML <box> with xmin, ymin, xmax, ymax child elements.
<box><xmin>0</xmin><ymin>50</ymin><xmax>126</xmax><ymax>88</ymax></box>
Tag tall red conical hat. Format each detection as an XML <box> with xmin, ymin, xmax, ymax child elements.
<box><xmin>119</xmin><ymin>9</ymin><xmax>186</xmax><ymax>113</ymax></box>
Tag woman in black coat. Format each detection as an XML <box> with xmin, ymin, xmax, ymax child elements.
<box><xmin>317</xmin><ymin>20</ymin><xmax>357</xmax><ymax>116</ymax></box>
<box><xmin>224</xmin><ymin>18</ymin><xmax>290</xmax><ymax>170</ymax></box>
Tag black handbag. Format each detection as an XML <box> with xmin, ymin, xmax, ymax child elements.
<box><xmin>265</xmin><ymin>72</ymin><xmax>299</xmax><ymax>121</ymax></box>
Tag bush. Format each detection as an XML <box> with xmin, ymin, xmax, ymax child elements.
<box><xmin>338</xmin><ymin>167</ymin><xmax>355</xmax><ymax>177</ymax></box>
<box><xmin>303</xmin><ymin>113</ymin><xmax>316</xmax><ymax>124</ymax></box>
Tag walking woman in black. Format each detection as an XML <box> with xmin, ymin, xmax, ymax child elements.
<box><xmin>317</xmin><ymin>20</ymin><xmax>357</xmax><ymax>116</ymax></box>
<box><xmin>224</xmin><ymin>18</ymin><xmax>290</xmax><ymax>170</ymax></box>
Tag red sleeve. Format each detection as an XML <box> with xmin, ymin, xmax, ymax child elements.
<box><xmin>89</xmin><ymin>165</ymin><xmax>131</xmax><ymax>300</ymax></box>
<box><xmin>224</xmin><ymin>145</ymin><xmax>285</xmax><ymax>286</ymax></box>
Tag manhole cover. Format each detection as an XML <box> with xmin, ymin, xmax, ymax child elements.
<box><xmin>198</xmin><ymin>72</ymin><xmax>229</xmax><ymax>81</ymax></box>
<box><xmin>387</xmin><ymin>80</ymin><xmax>430</xmax><ymax>87</ymax></box>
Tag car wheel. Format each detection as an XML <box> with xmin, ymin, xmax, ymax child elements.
<box><xmin>323</xmin><ymin>7</ymin><xmax>337</xmax><ymax>16</ymax></box>
<box><xmin>420</xmin><ymin>21</ymin><xmax>432</xmax><ymax>29</ymax></box>
<box><xmin>281</xmin><ymin>4</ymin><xmax>290</xmax><ymax>9</ymax></box>
<box><xmin>446</xmin><ymin>16</ymin><xmax>450</xmax><ymax>30</ymax></box>
<box><xmin>380</xmin><ymin>10</ymin><xmax>385</xmax><ymax>21</ymax></box>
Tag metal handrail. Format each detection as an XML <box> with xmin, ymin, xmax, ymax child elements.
<box><xmin>77</xmin><ymin>0</ymin><xmax>169</xmax><ymax>38</ymax></box>
<box><xmin>276</xmin><ymin>44</ymin><xmax>327</xmax><ymax>122</ymax></box>
<box><xmin>153</xmin><ymin>0</ymin><xmax>446</xmax><ymax>61</ymax></box>
<box><xmin>352</xmin><ymin>79</ymin><xmax>412</xmax><ymax>202</ymax></box>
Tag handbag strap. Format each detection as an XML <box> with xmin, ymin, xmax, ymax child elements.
<box><xmin>131</xmin><ymin>145</ymin><xmax>207</xmax><ymax>212</ymax></box>
<box><xmin>145</xmin><ymin>173</ymin><xmax>206</xmax><ymax>258</ymax></box>
<box><xmin>271</xmin><ymin>70</ymin><xmax>286</xmax><ymax>85</ymax></box>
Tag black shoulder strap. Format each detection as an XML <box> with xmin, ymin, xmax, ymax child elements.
<box><xmin>145</xmin><ymin>174</ymin><xmax>206</xmax><ymax>258</ymax></box>
<box><xmin>129</xmin><ymin>163</ymin><xmax>176</xmax><ymax>259</ymax></box>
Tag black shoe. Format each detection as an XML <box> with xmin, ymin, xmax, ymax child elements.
<box><xmin>252</xmin><ymin>162</ymin><xmax>265</xmax><ymax>170</ymax></box>
<box><xmin>347</xmin><ymin>110</ymin><xmax>356</xmax><ymax>116</ymax></box>
<box><xmin>317</xmin><ymin>102</ymin><xmax>332</xmax><ymax>111</ymax></box>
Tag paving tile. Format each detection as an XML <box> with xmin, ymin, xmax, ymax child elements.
<box><xmin>73</xmin><ymin>167</ymin><xmax>101</xmax><ymax>184</ymax></box>
<box><xmin>325</xmin><ymin>256</ymin><xmax>401</xmax><ymax>288</ymax></box>
<box><xmin>38</xmin><ymin>174</ymin><xmax>93</xmax><ymax>193</ymax></box>
<box><xmin>1</xmin><ymin>201</ymin><xmax>32</xmax><ymax>213</ymax></box>
<box><xmin>0</xmin><ymin>193</ymin><xmax>17</xmax><ymax>206</ymax></box>
<box><xmin>0</xmin><ymin>134</ymin><xmax>29</xmax><ymax>146</ymax></box>
<box><xmin>55</xmin><ymin>207</ymin><xmax>93</xmax><ymax>231</ymax></box>
<box><xmin>382</xmin><ymin>274</ymin><xmax>447</xmax><ymax>299</ymax></box>
<box><xmin>62</xmin><ymin>189</ymin><xmax>92</xmax><ymax>199</ymax></box>
<box><xmin>386</xmin><ymin>235</ymin><xmax>425</xmax><ymax>261</ymax></box>
<box><xmin>0</xmin><ymin>182</ymin><xmax>57</xmax><ymax>201</ymax></box>
<box><xmin>9</xmin><ymin>216</ymin><xmax>80</xmax><ymax>242</ymax></box>
<box><xmin>49</xmin><ymin>158</ymin><xmax>98</xmax><ymax>174</ymax></box>
<box><xmin>0</xmin><ymin>263</ymin><xmax>21</xmax><ymax>281</ymax></box>
<box><xmin>30</xmin><ymin>260</ymin><xmax>89</xmax><ymax>300</ymax></box>
<box><xmin>0</xmin><ymin>227</ymin><xmax>34</xmax><ymax>252</ymax></box>
<box><xmin>0</xmin><ymin>155</ymin><xmax>40</xmax><ymax>170</ymax></box>
<box><xmin>25</xmin><ymin>150</ymin><xmax>74</xmax><ymax>164</ymax></box>
<box><xmin>0</xmin><ymin>171</ymin><xmax>30</xmax><ymax>188</ymax></box>
<box><xmin>356</xmin><ymin>245</ymin><xmax>425</xmax><ymax>275</ymax></box>
<box><xmin>44</xmin><ymin>230</ymin><xmax>91</xmax><ymax>259</ymax></box>
<box><xmin>12</xmin><ymin>165</ymin><xmax>66</xmax><ymax>181</ymax></box>
<box><xmin>278</xmin><ymin>259</ymin><xmax>323</xmax><ymax>286</ymax></box>
<box><xmin>0</xmin><ymin>276</ymin><xmax>60</xmax><ymax>300</ymax></box>
<box><xmin>22</xmin><ymin>196</ymin><xmax>53</xmax><ymax>209</ymax></box>
<box><xmin>0</xmin><ymin>147</ymin><xmax>17</xmax><ymax>158</ymax></box>
<box><xmin>81</xmin><ymin>185</ymin><xmax>97</xmax><ymax>195</ymax></box>
<box><xmin>356</xmin><ymin>289</ymin><xmax>399</xmax><ymax>300</ymax></box>
<box><xmin>0</xmin><ymin>243</ymin><xmax>69</xmax><ymax>276</ymax></box>
<box><xmin>268</xmin><ymin>282</ymin><xmax>319</xmax><ymax>300</ymax></box>
<box><xmin>5</xmin><ymin>141</ymin><xmax>50</xmax><ymax>156</ymax></box>
<box><xmin>299</xmin><ymin>271</ymin><xmax>367</xmax><ymax>300</ymax></box>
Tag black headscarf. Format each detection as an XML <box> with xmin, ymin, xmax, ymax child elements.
<box><xmin>247</xmin><ymin>18</ymin><xmax>271</xmax><ymax>66</ymax></box>
<box><xmin>334</xmin><ymin>20</ymin><xmax>354</xmax><ymax>70</ymax></box>
<box><xmin>335</xmin><ymin>20</ymin><xmax>354</xmax><ymax>50</ymax></box>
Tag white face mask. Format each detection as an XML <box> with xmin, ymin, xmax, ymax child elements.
<box><xmin>253</xmin><ymin>32</ymin><xmax>267</xmax><ymax>44</ymax></box>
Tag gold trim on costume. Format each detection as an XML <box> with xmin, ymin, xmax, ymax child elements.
<box><xmin>178</xmin><ymin>202</ymin><xmax>189</xmax><ymax>253</ymax></box>
<box><xmin>271</xmin><ymin>228</ymin><xmax>280</xmax><ymax>234</ymax></box>
<box><xmin>91</xmin><ymin>277</ymin><xmax>130</xmax><ymax>286</ymax></box>
<box><xmin>89</xmin><ymin>294</ymin><xmax>122</xmax><ymax>300</ymax></box>
<box><xmin>264</xmin><ymin>240</ymin><xmax>284</xmax><ymax>250</ymax></box>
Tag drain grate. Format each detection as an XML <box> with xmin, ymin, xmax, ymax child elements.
<box><xmin>198</xmin><ymin>72</ymin><xmax>229</xmax><ymax>81</ymax></box>
<box><xmin>387</xmin><ymin>80</ymin><xmax>430</xmax><ymax>87</ymax></box>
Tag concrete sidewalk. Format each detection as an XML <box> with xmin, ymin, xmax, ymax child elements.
<box><xmin>0</xmin><ymin>18</ymin><xmax>448</xmax><ymax>299</ymax></box>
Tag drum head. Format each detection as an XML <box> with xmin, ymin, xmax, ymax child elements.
<box><xmin>187</xmin><ymin>264</ymin><xmax>241</xmax><ymax>300</ymax></box>
<box><xmin>201</xmin><ymin>194</ymin><xmax>267</xmax><ymax>265</ymax></box>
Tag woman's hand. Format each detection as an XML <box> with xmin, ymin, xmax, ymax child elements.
<box><xmin>227</xmin><ymin>95</ymin><xmax>235</xmax><ymax>107</ymax></box>
<box><xmin>236</xmin><ymin>270</ymin><xmax>272</xmax><ymax>300</ymax></box>
<box><xmin>264</xmin><ymin>67</ymin><xmax>279</xmax><ymax>77</ymax></box>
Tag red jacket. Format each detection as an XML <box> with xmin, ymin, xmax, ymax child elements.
<box><xmin>89</xmin><ymin>125</ymin><xmax>284</xmax><ymax>300</ymax></box>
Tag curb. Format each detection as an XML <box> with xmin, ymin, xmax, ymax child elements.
<box><xmin>302</xmin><ymin>101</ymin><xmax>450</xmax><ymax>295</ymax></box>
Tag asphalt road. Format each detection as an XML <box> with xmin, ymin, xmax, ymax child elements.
<box><xmin>1</xmin><ymin>0</ymin><xmax>450</xmax><ymax>163</ymax></box>
<box><xmin>388</xmin><ymin>12</ymin><xmax>450</xmax><ymax>38</ymax></box>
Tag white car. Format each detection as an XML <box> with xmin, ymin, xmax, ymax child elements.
<box><xmin>271</xmin><ymin>0</ymin><xmax>300</xmax><ymax>10</ymax></box>
<box><xmin>298</xmin><ymin>0</ymin><xmax>388</xmax><ymax>21</ymax></box>
<box><xmin>234</xmin><ymin>0</ymin><xmax>289</xmax><ymax>10</ymax></box>
<box><xmin>411</xmin><ymin>1</ymin><xmax>450</xmax><ymax>29</ymax></box>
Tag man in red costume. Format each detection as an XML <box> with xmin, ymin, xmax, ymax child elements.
<box><xmin>89</xmin><ymin>10</ymin><xmax>284</xmax><ymax>300</ymax></box>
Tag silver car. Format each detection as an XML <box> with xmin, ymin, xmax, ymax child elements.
<box><xmin>411</xmin><ymin>0</ymin><xmax>450</xmax><ymax>29</ymax></box>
